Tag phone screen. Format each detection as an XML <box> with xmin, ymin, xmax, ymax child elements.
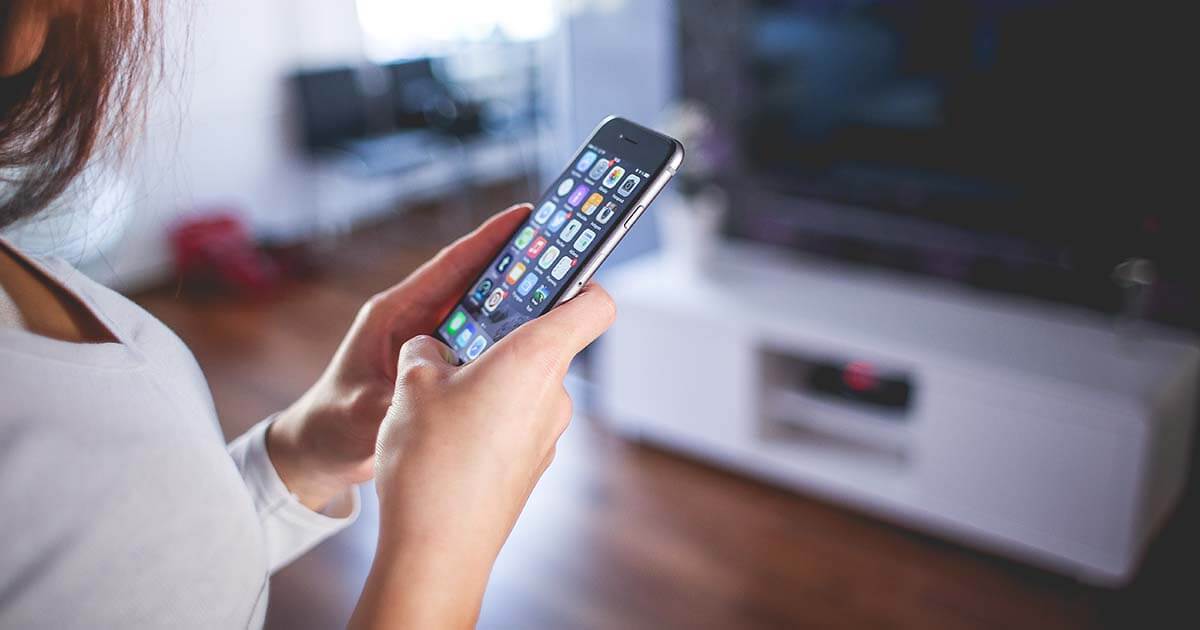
<box><xmin>437</xmin><ymin>125</ymin><xmax>671</xmax><ymax>363</ymax></box>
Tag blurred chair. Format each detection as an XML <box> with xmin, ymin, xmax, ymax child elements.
<box><xmin>287</xmin><ymin>50</ymin><xmax>541</xmax><ymax>237</ymax></box>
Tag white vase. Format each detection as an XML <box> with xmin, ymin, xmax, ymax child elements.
<box><xmin>656</xmin><ymin>187</ymin><xmax>726</xmax><ymax>274</ymax></box>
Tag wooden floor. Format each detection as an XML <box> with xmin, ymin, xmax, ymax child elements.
<box><xmin>135</xmin><ymin>191</ymin><xmax>1200</xmax><ymax>629</ymax></box>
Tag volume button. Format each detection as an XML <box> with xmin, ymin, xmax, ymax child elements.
<box><xmin>623</xmin><ymin>204</ymin><xmax>646</xmax><ymax>230</ymax></box>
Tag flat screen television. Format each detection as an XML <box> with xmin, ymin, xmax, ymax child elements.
<box><xmin>679</xmin><ymin>0</ymin><xmax>1195</xmax><ymax>329</ymax></box>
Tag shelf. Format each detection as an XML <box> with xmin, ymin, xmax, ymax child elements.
<box><xmin>762</xmin><ymin>388</ymin><xmax>912</xmax><ymax>456</ymax></box>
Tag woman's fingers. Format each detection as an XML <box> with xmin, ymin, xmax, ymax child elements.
<box><xmin>377</xmin><ymin>204</ymin><xmax>532</xmax><ymax>312</ymax></box>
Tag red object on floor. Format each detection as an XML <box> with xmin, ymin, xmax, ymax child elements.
<box><xmin>168</xmin><ymin>213</ymin><xmax>280</xmax><ymax>296</ymax></box>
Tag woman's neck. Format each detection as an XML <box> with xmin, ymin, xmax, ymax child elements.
<box><xmin>0</xmin><ymin>239</ymin><xmax>116</xmax><ymax>343</ymax></box>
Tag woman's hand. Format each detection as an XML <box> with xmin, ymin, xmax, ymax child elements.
<box><xmin>265</xmin><ymin>205</ymin><xmax>532</xmax><ymax>511</ymax></box>
<box><xmin>350</xmin><ymin>283</ymin><xmax>615</xmax><ymax>629</ymax></box>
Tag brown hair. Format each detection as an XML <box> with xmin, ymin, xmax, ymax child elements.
<box><xmin>0</xmin><ymin>0</ymin><xmax>159</xmax><ymax>229</ymax></box>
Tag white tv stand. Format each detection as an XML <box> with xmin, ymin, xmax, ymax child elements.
<box><xmin>597</xmin><ymin>244</ymin><xmax>1199</xmax><ymax>585</ymax></box>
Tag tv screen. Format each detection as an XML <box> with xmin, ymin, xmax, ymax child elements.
<box><xmin>686</xmin><ymin>0</ymin><xmax>1193</xmax><ymax>327</ymax></box>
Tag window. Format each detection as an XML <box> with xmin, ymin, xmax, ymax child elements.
<box><xmin>355</xmin><ymin>0</ymin><xmax>556</xmax><ymax>62</ymax></box>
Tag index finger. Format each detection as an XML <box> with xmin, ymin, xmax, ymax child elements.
<box><xmin>479</xmin><ymin>283</ymin><xmax>617</xmax><ymax>374</ymax></box>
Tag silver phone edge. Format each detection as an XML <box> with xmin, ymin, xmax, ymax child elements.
<box><xmin>552</xmin><ymin>142</ymin><xmax>685</xmax><ymax>306</ymax></box>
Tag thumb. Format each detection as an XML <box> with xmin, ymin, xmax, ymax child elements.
<box><xmin>483</xmin><ymin>283</ymin><xmax>616</xmax><ymax>375</ymax></box>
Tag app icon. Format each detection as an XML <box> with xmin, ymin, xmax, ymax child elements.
<box><xmin>567</xmin><ymin>184</ymin><xmax>590</xmax><ymax>207</ymax></box>
<box><xmin>495</xmin><ymin>253</ymin><xmax>514</xmax><ymax>273</ymax></box>
<box><xmin>551</xmin><ymin>256</ymin><xmax>575</xmax><ymax>280</ymax></box>
<box><xmin>454</xmin><ymin>322</ymin><xmax>476</xmax><ymax>348</ymax></box>
<box><xmin>556</xmin><ymin>178</ymin><xmax>574</xmax><ymax>197</ymax></box>
<box><xmin>617</xmin><ymin>174</ymin><xmax>641</xmax><ymax>197</ymax></box>
<box><xmin>560</xmin><ymin>219</ymin><xmax>583</xmax><ymax>242</ymax></box>
<box><xmin>575</xmin><ymin>151</ymin><xmax>598</xmax><ymax>173</ymax></box>
<box><xmin>602</xmin><ymin>165</ymin><xmax>626</xmax><ymax>188</ymax></box>
<box><xmin>526</xmin><ymin>236</ymin><xmax>548</xmax><ymax>259</ymax></box>
<box><xmin>513</xmin><ymin>226</ymin><xmax>536</xmax><ymax>249</ymax></box>
<box><xmin>581</xmin><ymin>192</ymin><xmax>603</xmax><ymax>215</ymax></box>
<box><xmin>531</xmin><ymin>285</ymin><xmax>550</xmax><ymax>306</ymax></box>
<box><xmin>588</xmin><ymin>158</ymin><xmax>611</xmax><ymax>181</ymax></box>
<box><xmin>538</xmin><ymin>246</ymin><xmax>561</xmax><ymax>269</ymax></box>
<box><xmin>573</xmin><ymin>229</ymin><xmax>597</xmax><ymax>252</ymax></box>
<box><xmin>596</xmin><ymin>201</ymin><xmax>618</xmax><ymax>224</ymax></box>
<box><xmin>533</xmin><ymin>201</ymin><xmax>555</xmax><ymax>224</ymax></box>
<box><xmin>483</xmin><ymin>287</ymin><xmax>508</xmax><ymax>313</ymax></box>
<box><xmin>516</xmin><ymin>271</ymin><xmax>539</xmax><ymax>297</ymax></box>
<box><xmin>505</xmin><ymin>262</ymin><xmax>527</xmax><ymax>286</ymax></box>
<box><xmin>445</xmin><ymin>309</ymin><xmax>468</xmax><ymax>336</ymax></box>
<box><xmin>547</xmin><ymin>209</ymin><xmax>571</xmax><ymax>233</ymax></box>
<box><xmin>470</xmin><ymin>278</ymin><xmax>493</xmax><ymax>302</ymax></box>
<box><xmin>466</xmin><ymin>335</ymin><xmax>488</xmax><ymax>360</ymax></box>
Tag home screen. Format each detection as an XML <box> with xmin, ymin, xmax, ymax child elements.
<box><xmin>437</xmin><ymin>143</ymin><xmax>651</xmax><ymax>363</ymax></box>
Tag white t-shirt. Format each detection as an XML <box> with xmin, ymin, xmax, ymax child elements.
<box><xmin>0</xmin><ymin>242</ymin><xmax>359</xmax><ymax>628</ymax></box>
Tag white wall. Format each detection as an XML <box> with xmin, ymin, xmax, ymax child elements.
<box><xmin>81</xmin><ymin>0</ymin><xmax>365</xmax><ymax>288</ymax></box>
<box><xmin>35</xmin><ymin>0</ymin><xmax>678</xmax><ymax>289</ymax></box>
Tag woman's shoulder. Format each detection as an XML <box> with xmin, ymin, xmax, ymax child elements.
<box><xmin>0</xmin><ymin>243</ymin><xmax>224</xmax><ymax>450</ymax></box>
<box><xmin>21</xmin><ymin>251</ymin><xmax>163</xmax><ymax>344</ymax></box>
<box><xmin>0</xmin><ymin>245</ymin><xmax>209</xmax><ymax>395</ymax></box>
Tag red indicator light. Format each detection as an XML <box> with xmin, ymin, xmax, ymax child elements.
<box><xmin>842</xmin><ymin>361</ymin><xmax>878</xmax><ymax>392</ymax></box>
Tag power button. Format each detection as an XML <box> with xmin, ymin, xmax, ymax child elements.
<box><xmin>623</xmin><ymin>204</ymin><xmax>647</xmax><ymax>230</ymax></box>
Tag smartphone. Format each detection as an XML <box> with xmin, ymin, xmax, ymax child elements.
<box><xmin>436</xmin><ymin>116</ymin><xmax>684</xmax><ymax>363</ymax></box>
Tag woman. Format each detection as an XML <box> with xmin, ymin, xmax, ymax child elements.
<box><xmin>0</xmin><ymin>1</ymin><xmax>614</xmax><ymax>627</ymax></box>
